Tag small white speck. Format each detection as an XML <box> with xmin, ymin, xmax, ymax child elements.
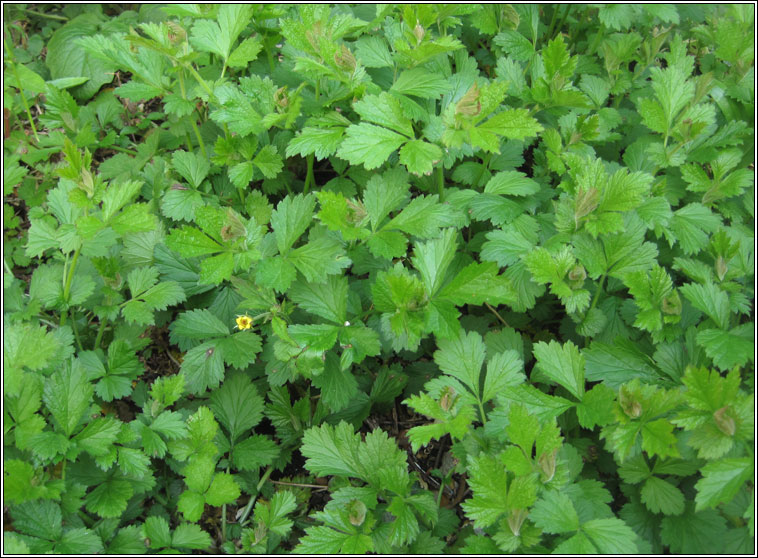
<box><xmin>344</xmin><ymin>321</ymin><xmax>351</xmax><ymax>327</ymax></box>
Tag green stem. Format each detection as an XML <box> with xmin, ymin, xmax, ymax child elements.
<box><xmin>189</xmin><ymin>118</ymin><xmax>207</xmax><ymax>159</ymax></box>
<box><xmin>4</xmin><ymin>37</ymin><xmax>41</xmax><ymax>143</ymax></box>
<box><xmin>553</xmin><ymin>5</ymin><xmax>572</xmax><ymax>39</ymax></box>
<box><xmin>475</xmin><ymin>152</ymin><xmax>492</xmax><ymax>188</ymax></box>
<box><xmin>266</xmin><ymin>42</ymin><xmax>276</xmax><ymax>74</ymax></box>
<box><xmin>303</xmin><ymin>153</ymin><xmax>315</xmax><ymax>194</ymax></box>
<box><xmin>238</xmin><ymin>465</ymin><xmax>275</xmax><ymax>527</ymax></box>
<box><xmin>546</xmin><ymin>5</ymin><xmax>560</xmax><ymax>40</ymax></box>
<box><xmin>21</xmin><ymin>8</ymin><xmax>68</xmax><ymax>21</ymax></box>
<box><xmin>94</xmin><ymin>318</ymin><xmax>108</xmax><ymax>350</ymax></box>
<box><xmin>178</xmin><ymin>69</ymin><xmax>207</xmax><ymax>158</ymax></box>
<box><xmin>436</xmin><ymin>165</ymin><xmax>445</xmax><ymax>201</ymax></box>
<box><xmin>221</xmin><ymin>463</ymin><xmax>231</xmax><ymax>543</ymax></box>
<box><xmin>185</xmin><ymin>63</ymin><xmax>215</xmax><ymax>100</ymax></box>
<box><xmin>589</xmin><ymin>274</ymin><xmax>606</xmax><ymax>312</ymax></box>
<box><xmin>105</xmin><ymin>144</ymin><xmax>138</xmax><ymax>156</ymax></box>
<box><xmin>71</xmin><ymin>314</ymin><xmax>84</xmax><ymax>352</ymax></box>
<box><xmin>59</xmin><ymin>247</ymin><xmax>81</xmax><ymax>327</ymax></box>
<box><xmin>477</xmin><ymin>399</ymin><xmax>487</xmax><ymax>424</ymax></box>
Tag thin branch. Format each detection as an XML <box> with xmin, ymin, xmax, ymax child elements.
<box><xmin>485</xmin><ymin>302</ymin><xmax>510</xmax><ymax>328</ymax></box>
<box><xmin>270</xmin><ymin>480</ymin><xmax>329</xmax><ymax>491</ymax></box>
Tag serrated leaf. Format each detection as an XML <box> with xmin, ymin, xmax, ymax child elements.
<box><xmin>391</xmin><ymin>68</ymin><xmax>450</xmax><ymax>98</ymax></box>
<box><xmin>208</xmin><ymin>372</ymin><xmax>263</xmax><ymax>441</ymax></box>
<box><xmin>336</xmin><ymin>123</ymin><xmax>406</xmax><ymax>170</ymax></box>
<box><xmin>399</xmin><ymin>140</ymin><xmax>442</xmax><ymax>176</ymax></box>
<box><xmin>695</xmin><ymin>458</ymin><xmax>753</xmax><ymax>511</ymax></box>
<box><xmin>640</xmin><ymin>476</ymin><xmax>685</xmax><ymax>515</ymax></box>
<box><xmin>532</xmin><ymin>340</ymin><xmax>585</xmax><ymax>400</ymax></box>
<box><xmin>530</xmin><ymin>490</ymin><xmax>580</xmax><ymax>534</ymax></box>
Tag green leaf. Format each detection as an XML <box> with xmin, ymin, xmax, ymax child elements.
<box><xmin>46</xmin><ymin>15</ymin><xmax>116</xmax><ymax>100</ymax></box>
<box><xmin>253</xmin><ymin>145</ymin><xmax>283</xmax><ymax>179</ymax></box>
<box><xmin>172</xmin><ymin>150</ymin><xmax>210</xmax><ymax>189</ymax></box>
<box><xmin>434</xmin><ymin>330</ymin><xmax>486</xmax><ymax>402</ymax></box>
<box><xmin>660</xmin><ymin>504</ymin><xmax>728</xmax><ymax>554</ymax></box>
<box><xmin>385</xmin><ymin>194</ymin><xmax>454</xmax><ymax>238</ymax></box>
<box><xmin>143</xmin><ymin>516</ymin><xmax>172</xmax><ymax>549</ymax></box>
<box><xmin>477</xmin><ymin>108</ymin><xmax>543</xmax><ymax>142</ymax></box>
<box><xmin>391</xmin><ymin>68</ymin><xmax>450</xmax><ymax>98</ymax></box>
<box><xmin>482</xmin><ymin>350</ymin><xmax>525</xmax><ymax>404</ymax></box>
<box><xmin>336</xmin><ymin>123</ymin><xmax>407</xmax><ymax>169</ymax></box>
<box><xmin>680</xmin><ymin>281</ymin><xmax>730</xmax><ymax>330</ymax></box>
<box><xmin>232</xmin><ymin>434</ymin><xmax>279</xmax><ymax>471</ymax></box>
<box><xmin>205</xmin><ymin>472</ymin><xmax>241</xmax><ymax>506</ymax></box>
<box><xmin>208</xmin><ymin>372</ymin><xmax>264</xmax><ymax>442</ymax></box>
<box><xmin>668</xmin><ymin>203</ymin><xmax>722</xmax><ymax>255</ymax></box>
<box><xmin>10</xmin><ymin>499</ymin><xmax>62</xmax><ymax>541</ymax></box>
<box><xmin>354</xmin><ymin>36</ymin><xmax>393</xmax><ymax>68</ymax></box>
<box><xmin>181</xmin><ymin>342</ymin><xmax>225</xmax><ymax>394</ymax></box>
<box><xmin>43</xmin><ymin>363</ymin><xmax>93</xmax><ymax>437</ymax></box>
<box><xmin>581</xmin><ymin>518</ymin><xmax>639</xmax><ymax>554</ymax></box>
<box><xmin>255</xmin><ymin>491</ymin><xmax>297</xmax><ymax>536</ymax></box>
<box><xmin>171</xmin><ymin>523</ymin><xmax>212</xmax><ymax>550</ymax></box>
<box><xmin>288</xmin><ymin>237</ymin><xmax>351</xmax><ymax>283</ymax></box>
<box><xmin>166</xmin><ymin>226</ymin><xmax>222</xmax><ymax>257</ymax></box>
<box><xmin>301</xmin><ymin>421</ymin><xmax>361</xmax><ymax>478</ymax></box>
<box><xmin>362</xmin><ymin>169</ymin><xmax>409</xmax><ymax>230</ymax></box>
<box><xmin>255</xmin><ymin>255</ymin><xmax>297</xmax><ymax>293</ymax></box>
<box><xmin>177</xmin><ymin>490</ymin><xmax>206</xmax><ymax>523</ymax></box>
<box><xmin>170</xmin><ymin>309</ymin><xmax>230</xmax><ymax>349</ymax></box>
<box><xmin>640</xmin><ymin>476</ymin><xmax>685</xmax><ymax>515</ymax></box>
<box><xmin>270</xmin><ymin>194</ymin><xmax>316</xmax><ymax>254</ymax></box>
<box><xmin>290</xmin><ymin>275</ymin><xmax>348</xmax><ymax>324</ymax></box>
<box><xmin>530</xmin><ymin>490</ymin><xmax>580</xmax><ymax>534</ymax></box>
<box><xmin>199</xmin><ymin>252</ymin><xmax>235</xmax><ymax>285</ymax></box>
<box><xmin>696</xmin><ymin>324</ymin><xmax>754</xmax><ymax>371</ymax></box>
<box><xmin>85</xmin><ymin>477</ymin><xmax>133</xmax><ymax>518</ymax></box>
<box><xmin>311</xmin><ymin>353</ymin><xmax>358</xmax><ymax>412</ymax></box>
<box><xmin>641</xmin><ymin>419</ymin><xmax>679</xmax><ymax>460</ymax></box>
<box><xmin>494</xmin><ymin>30</ymin><xmax>535</xmax><ymax>61</ymax></box>
<box><xmin>295</xmin><ymin>526</ymin><xmax>373</xmax><ymax>554</ymax></box>
<box><xmin>162</xmin><ymin>186</ymin><xmax>204</xmax><ymax>222</ymax></box>
<box><xmin>228</xmin><ymin>36</ymin><xmax>263</xmax><ymax>68</ymax></box>
<box><xmin>584</xmin><ymin>339</ymin><xmax>660</xmax><ymax>388</ymax></box>
<box><xmin>56</xmin><ymin>528</ymin><xmax>104</xmax><ymax>554</ymax></box>
<box><xmin>286</xmin><ymin>126</ymin><xmax>347</xmax><ymax>160</ymax></box>
<box><xmin>353</xmin><ymin>92</ymin><xmax>413</xmax><ymax>137</ymax></box>
<box><xmin>74</xmin><ymin>416</ymin><xmax>121</xmax><ymax>457</ymax></box>
<box><xmin>695</xmin><ymin>458</ymin><xmax>753</xmax><ymax>511</ymax></box>
<box><xmin>399</xmin><ymin>140</ymin><xmax>442</xmax><ymax>176</ymax></box>
<box><xmin>532</xmin><ymin>340</ymin><xmax>585</xmax><ymax>400</ymax></box>
<box><xmin>438</xmin><ymin>261</ymin><xmax>515</xmax><ymax>307</ymax></box>
<box><xmin>484</xmin><ymin>171</ymin><xmax>540</xmax><ymax>196</ymax></box>
<box><xmin>412</xmin><ymin>231</ymin><xmax>458</xmax><ymax>299</ymax></box>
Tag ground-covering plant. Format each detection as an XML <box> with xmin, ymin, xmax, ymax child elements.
<box><xmin>3</xmin><ymin>3</ymin><xmax>755</xmax><ymax>554</ymax></box>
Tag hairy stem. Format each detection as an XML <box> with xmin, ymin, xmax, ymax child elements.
<box><xmin>4</xmin><ymin>36</ymin><xmax>41</xmax><ymax>143</ymax></box>
<box><xmin>303</xmin><ymin>153</ymin><xmax>315</xmax><ymax>194</ymax></box>
<box><xmin>94</xmin><ymin>318</ymin><xmax>108</xmax><ymax>350</ymax></box>
<box><xmin>59</xmin><ymin>247</ymin><xmax>81</xmax><ymax>327</ymax></box>
<box><xmin>237</xmin><ymin>465</ymin><xmax>275</xmax><ymax>527</ymax></box>
<box><xmin>436</xmin><ymin>164</ymin><xmax>445</xmax><ymax>201</ymax></box>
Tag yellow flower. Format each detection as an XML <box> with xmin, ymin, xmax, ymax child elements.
<box><xmin>235</xmin><ymin>314</ymin><xmax>253</xmax><ymax>330</ymax></box>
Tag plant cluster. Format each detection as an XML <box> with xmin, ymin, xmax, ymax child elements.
<box><xmin>3</xmin><ymin>4</ymin><xmax>754</xmax><ymax>554</ymax></box>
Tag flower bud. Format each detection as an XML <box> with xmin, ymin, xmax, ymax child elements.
<box><xmin>413</xmin><ymin>23</ymin><xmax>425</xmax><ymax>43</ymax></box>
<box><xmin>347</xmin><ymin>500</ymin><xmax>367</xmax><ymax>526</ymax></box>
<box><xmin>334</xmin><ymin>44</ymin><xmax>356</xmax><ymax>72</ymax></box>
<box><xmin>713</xmin><ymin>406</ymin><xmax>736</xmax><ymax>436</ymax></box>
